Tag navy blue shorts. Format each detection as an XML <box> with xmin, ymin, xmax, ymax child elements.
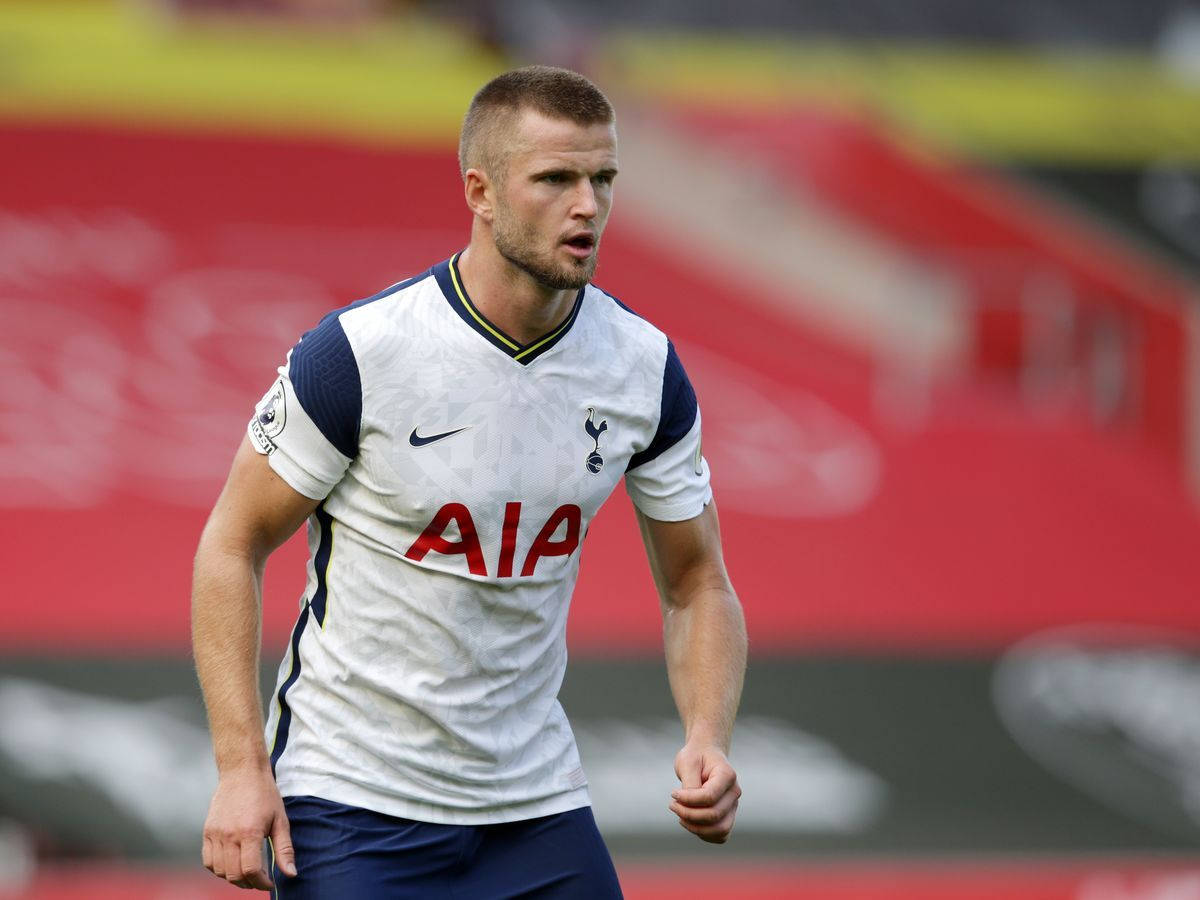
<box><xmin>272</xmin><ymin>796</ymin><xmax>623</xmax><ymax>899</ymax></box>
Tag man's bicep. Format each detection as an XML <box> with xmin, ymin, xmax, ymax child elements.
<box><xmin>203</xmin><ymin>436</ymin><xmax>322</xmax><ymax>561</ymax></box>
<box><xmin>635</xmin><ymin>502</ymin><xmax>731</xmax><ymax>609</ymax></box>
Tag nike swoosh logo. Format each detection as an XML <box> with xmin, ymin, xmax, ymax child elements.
<box><xmin>409</xmin><ymin>426</ymin><xmax>469</xmax><ymax>447</ymax></box>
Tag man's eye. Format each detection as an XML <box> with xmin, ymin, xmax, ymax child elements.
<box><xmin>541</xmin><ymin>173</ymin><xmax>565</xmax><ymax>184</ymax></box>
<box><xmin>592</xmin><ymin>174</ymin><xmax>613</xmax><ymax>186</ymax></box>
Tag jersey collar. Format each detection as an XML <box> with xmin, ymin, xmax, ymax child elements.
<box><xmin>433</xmin><ymin>253</ymin><xmax>584</xmax><ymax>366</ymax></box>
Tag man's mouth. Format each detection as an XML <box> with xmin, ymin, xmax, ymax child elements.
<box><xmin>562</xmin><ymin>233</ymin><xmax>596</xmax><ymax>258</ymax></box>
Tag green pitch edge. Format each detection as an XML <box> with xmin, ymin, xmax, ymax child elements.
<box><xmin>599</xmin><ymin>34</ymin><xmax>1200</xmax><ymax>165</ymax></box>
<box><xmin>0</xmin><ymin>0</ymin><xmax>505</xmax><ymax>146</ymax></box>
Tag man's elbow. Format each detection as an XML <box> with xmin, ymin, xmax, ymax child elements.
<box><xmin>194</xmin><ymin>514</ymin><xmax>266</xmax><ymax>578</ymax></box>
<box><xmin>659</xmin><ymin>569</ymin><xmax>739</xmax><ymax>615</ymax></box>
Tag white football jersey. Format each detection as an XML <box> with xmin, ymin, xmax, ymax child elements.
<box><xmin>249</xmin><ymin>253</ymin><xmax>711</xmax><ymax>824</ymax></box>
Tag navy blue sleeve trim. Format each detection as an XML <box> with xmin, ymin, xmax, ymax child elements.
<box><xmin>289</xmin><ymin>313</ymin><xmax>362</xmax><ymax>459</ymax></box>
<box><xmin>627</xmin><ymin>340</ymin><xmax>698</xmax><ymax>472</ymax></box>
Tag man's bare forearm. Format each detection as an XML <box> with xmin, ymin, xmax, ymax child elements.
<box><xmin>194</xmin><ymin>440</ymin><xmax>317</xmax><ymax>888</ymax></box>
<box><xmin>662</xmin><ymin>582</ymin><xmax>747</xmax><ymax>753</ymax></box>
<box><xmin>192</xmin><ymin>440</ymin><xmax>318</xmax><ymax>775</ymax></box>
<box><xmin>192</xmin><ymin>522</ymin><xmax>271</xmax><ymax>773</ymax></box>
<box><xmin>643</xmin><ymin>501</ymin><xmax>747</xmax><ymax>844</ymax></box>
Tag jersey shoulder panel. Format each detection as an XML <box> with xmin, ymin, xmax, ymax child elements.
<box><xmin>334</xmin><ymin>268</ymin><xmax>438</xmax><ymax>345</ymax></box>
<box><xmin>585</xmin><ymin>284</ymin><xmax>669</xmax><ymax>350</ymax></box>
<box><xmin>587</xmin><ymin>286</ymin><xmax>699</xmax><ymax>471</ymax></box>
<box><xmin>627</xmin><ymin>339</ymin><xmax>697</xmax><ymax>471</ymax></box>
<box><xmin>287</xmin><ymin>313</ymin><xmax>362</xmax><ymax>460</ymax></box>
<box><xmin>287</xmin><ymin>270</ymin><xmax>433</xmax><ymax>460</ymax></box>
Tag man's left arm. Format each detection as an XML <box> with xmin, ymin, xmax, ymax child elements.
<box><xmin>636</xmin><ymin>500</ymin><xmax>747</xmax><ymax>843</ymax></box>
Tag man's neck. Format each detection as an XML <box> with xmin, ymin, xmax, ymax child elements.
<box><xmin>456</xmin><ymin>240</ymin><xmax>579</xmax><ymax>347</ymax></box>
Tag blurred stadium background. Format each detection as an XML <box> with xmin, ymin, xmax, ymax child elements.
<box><xmin>2</xmin><ymin>0</ymin><xmax>1200</xmax><ymax>897</ymax></box>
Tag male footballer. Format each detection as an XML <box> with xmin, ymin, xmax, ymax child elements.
<box><xmin>192</xmin><ymin>65</ymin><xmax>747</xmax><ymax>897</ymax></box>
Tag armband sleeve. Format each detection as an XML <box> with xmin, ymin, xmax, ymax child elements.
<box><xmin>247</xmin><ymin>313</ymin><xmax>361</xmax><ymax>500</ymax></box>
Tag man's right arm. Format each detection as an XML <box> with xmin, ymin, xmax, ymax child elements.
<box><xmin>192</xmin><ymin>436</ymin><xmax>320</xmax><ymax>891</ymax></box>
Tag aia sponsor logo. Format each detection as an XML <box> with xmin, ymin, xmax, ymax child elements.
<box><xmin>994</xmin><ymin>625</ymin><xmax>1200</xmax><ymax>842</ymax></box>
<box><xmin>404</xmin><ymin>503</ymin><xmax>581</xmax><ymax>578</ymax></box>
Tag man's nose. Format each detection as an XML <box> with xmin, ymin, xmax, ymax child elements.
<box><xmin>573</xmin><ymin>181</ymin><xmax>598</xmax><ymax>218</ymax></box>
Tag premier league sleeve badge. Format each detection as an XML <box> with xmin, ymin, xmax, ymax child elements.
<box><xmin>249</xmin><ymin>377</ymin><xmax>289</xmax><ymax>454</ymax></box>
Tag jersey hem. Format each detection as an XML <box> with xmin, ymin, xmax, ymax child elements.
<box><xmin>274</xmin><ymin>776</ymin><xmax>592</xmax><ymax>826</ymax></box>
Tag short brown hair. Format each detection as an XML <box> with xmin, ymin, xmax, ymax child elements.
<box><xmin>458</xmin><ymin>65</ymin><xmax>614</xmax><ymax>181</ymax></box>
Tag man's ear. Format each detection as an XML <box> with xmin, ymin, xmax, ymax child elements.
<box><xmin>464</xmin><ymin>168</ymin><xmax>494</xmax><ymax>223</ymax></box>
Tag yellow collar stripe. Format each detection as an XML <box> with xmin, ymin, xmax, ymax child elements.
<box><xmin>514</xmin><ymin>312</ymin><xmax>575</xmax><ymax>360</ymax></box>
<box><xmin>449</xmin><ymin>253</ymin><xmax>521</xmax><ymax>352</ymax></box>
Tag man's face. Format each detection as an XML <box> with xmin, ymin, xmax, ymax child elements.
<box><xmin>490</xmin><ymin>109</ymin><xmax>618</xmax><ymax>291</ymax></box>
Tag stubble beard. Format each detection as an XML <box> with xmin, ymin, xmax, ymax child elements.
<box><xmin>493</xmin><ymin>211</ymin><xmax>597</xmax><ymax>291</ymax></box>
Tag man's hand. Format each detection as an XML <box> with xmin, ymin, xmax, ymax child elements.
<box><xmin>201</xmin><ymin>764</ymin><xmax>297</xmax><ymax>890</ymax></box>
<box><xmin>669</xmin><ymin>742</ymin><xmax>741</xmax><ymax>843</ymax></box>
